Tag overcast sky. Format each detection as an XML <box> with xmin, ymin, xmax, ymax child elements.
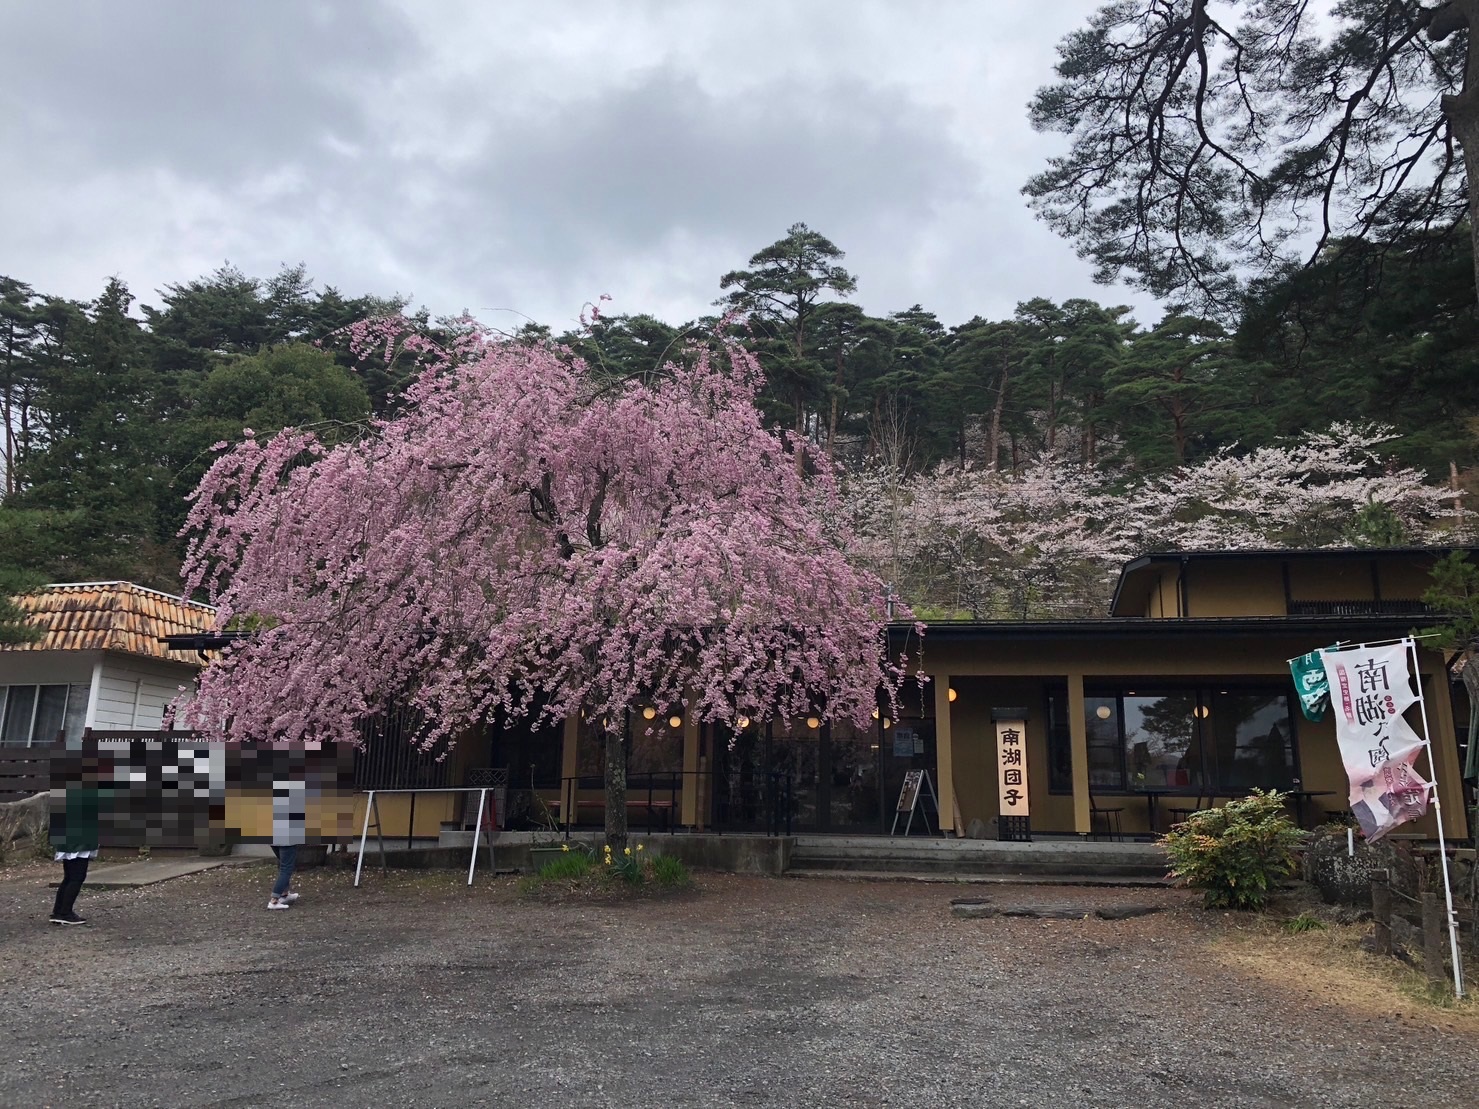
<box><xmin>1</xmin><ymin>0</ymin><xmax>1159</xmax><ymax>333</ymax></box>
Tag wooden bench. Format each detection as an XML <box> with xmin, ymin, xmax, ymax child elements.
<box><xmin>544</xmin><ymin>774</ymin><xmax>682</xmax><ymax>833</ymax></box>
<box><xmin>547</xmin><ymin>797</ymin><xmax>676</xmax><ymax>832</ymax></box>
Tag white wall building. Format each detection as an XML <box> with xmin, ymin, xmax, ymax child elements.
<box><xmin>0</xmin><ymin>582</ymin><xmax>215</xmax><ymax>744</ymax></box>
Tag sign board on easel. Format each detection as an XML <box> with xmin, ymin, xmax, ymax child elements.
<box><xmin>891</xmin><ymin>768</ymin><xmax>940</xmax><ymax>836</ymax></box>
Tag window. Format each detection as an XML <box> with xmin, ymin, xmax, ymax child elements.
<box><xmin>0</xmin><ymin>684</ymin><xmax>89</xmax><ymax>746</ymax></box>
<box><xmin>1085</xmin><ymin>695</ymin><xmax>1123</xmax><ymax>789</ymax></box>
<box><xmin>1209</xmin><ymin>690</ymin><xmax>1296</xmax><ymax>791</ymax></box>
<box><xmin>1124</xmin><ymin>691</ymin><xmax>1198</xmax><ymax>789</ymax></box>
<box><xmin>1045</xmin><ymin>685</ymin><xmax>1073</xmax><ymax>793</ymax></box>
<box><xmin>1080</xmin><ymin>686</ymin><xmax>1297</xmax><ymax>793</ymax></box>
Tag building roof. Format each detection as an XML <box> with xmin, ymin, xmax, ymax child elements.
<box><xmin>1109</xmin><ymin>545</ymin><xmax>1479</xmax><ymax>617</ymax></box>
<box><xmin>896</xmin><ymin>615</ymin><xmax>1431</xmax><ymax>642</ymax></box>
<box><xmin>4</xmin><ymin>582</ymin><xmax>217</xmax><ymax>665</ymax></box>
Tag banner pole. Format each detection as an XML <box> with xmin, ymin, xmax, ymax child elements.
<box><xmin>1287</xmin><ymin>632</ymin><xmax>1442</xmax><ymax>664</ymax></box>
<box><xmin>1406</xmin><ymin>637</ymin><xmax>1465</xmax><ymax>998</ymax></box>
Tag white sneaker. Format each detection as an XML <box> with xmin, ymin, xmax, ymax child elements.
<box><xmin>284</xmin><ymin>892</ymin><xmax>300</xmax><ymax>903</ymax></box>
<box><xmin>267</xmin><ymin>897</ymin><xmax>291</xmax><ymax>910</ymax></box>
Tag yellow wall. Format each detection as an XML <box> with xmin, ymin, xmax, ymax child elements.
<box><xmin>1145</xmin><ymin>567</ymin><xmax>1181</xmax><ymax>617</ymax></box>
<box><xmin>1375</xmin><ymin>556</ymin><xmax>1438</xmax><ymax>601</ymax></box>
<box><xmin>225</xmin><ymin>789</ymin><xmax>363</xmax><ymax>841</ymax></box>
<box><xmin>948</xmin><ymin>678</ymin><xmax>1075</xmax><ymax>833</ymax></box>
<box><xmin>1156</xmin><ymin>568</ymin><xmax>1180</xmax><ymax>618</ymax></box>
<box><xmin>1286</xmin><ymin>558</ymin><xmax>1370</xmax><ymax>603</ymax></box>
<box><xmin>920</xmin><ymin>635</ymin><xmax>1468</xmax><ymax>841</ymax></box>
<box><xmin>1131</xmin><ymin>554</ymin><xmax>1448</xmax><ymax>620</ymax></box>
<box><xmin>1185</xmin><ymin>562</ymin><xmax>1285</xmax><ymax>617</ymax></box>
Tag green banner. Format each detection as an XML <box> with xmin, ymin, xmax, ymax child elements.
<box><xmin>1289</xmin><ymin>646</ymin><xmax>1336</xmax><ymax>722</ymax></box>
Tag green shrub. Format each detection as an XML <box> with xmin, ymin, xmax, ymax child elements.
<box><xmin>1283</xmin><ymin>911</ymin><xmax>1325</xmax><ymax>933</ymax></box>
<box><xmin>1159</xmin><ymin>789</ymin><xmax>1307</xmax><ymax>910</ymax></box>
<box><xmin>651</xmin><ymin>854</ymin><xmax>690</xmax><ymax>887</ymax></box>
<box><xmin>537</xmin><ymin>853</ymin><xmax>594</xmax><ymax>880</ymax></box>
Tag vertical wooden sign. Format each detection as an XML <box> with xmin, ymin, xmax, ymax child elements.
<box><xmin>995</xmin><ymin>718</ymin><xmax>1029</xmax><ymax>817</ymax></box>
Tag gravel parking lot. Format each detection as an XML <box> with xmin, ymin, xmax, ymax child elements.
<box><xmin>0</xmin><ymin>858</ymin><xmax>1474</xmax><ymax>1108</ymax></box>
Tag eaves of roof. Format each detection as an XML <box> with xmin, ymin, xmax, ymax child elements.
<box><xmin>894</xmin><ymin>614</ymin><xmax>1429</xmax><ymax>642</ymax></box>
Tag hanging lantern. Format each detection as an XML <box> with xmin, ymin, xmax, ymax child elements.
<box><xmin>642</xmin><ymin>706</ymin><xmax>657</xmax><ymax>720</ymax></box>
<box><xmin>948</xmin><ymin>688</ymin><xmax>958</xmax><ymax>702</ymax></box>
<box><xmin>736</xmin><ymin>716</ymin><xmax>750</xmax><ymax>730</ymax></box>
<box><xmin>669</xmin><ymin>715</ymin><xmax>683</xmax><ymax>729</ymax></box>
<box><xmin>806</xmin><ymin>716</ymin><xmax>821</xmax><ymax>730</ymax></box>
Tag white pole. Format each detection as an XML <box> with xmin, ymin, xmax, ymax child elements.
<box><xmin>354</xmin><ymin>790</ymin><xmax>374</xmax><ymax>889</ymax></box>
<box><xmin>1406</xmin><ymin>638</ymin><xmax>1465</xmax><ymax>998</ymax></box>
<box><xmin>467</xmin><ymin>788</ymin><xmax>487</xmax><ymax>887</ymax></box>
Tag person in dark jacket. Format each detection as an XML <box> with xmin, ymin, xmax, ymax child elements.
<box><xmin>50</xmin><ymin>754</ymin><xmax>108</xmax><ymax>925</ymax></box>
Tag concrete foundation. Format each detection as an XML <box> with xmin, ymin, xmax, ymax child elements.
<box><xmin>325</xmin><ymin>829</ymin><xmax>1170</xmax><ymax>881</ymax></box>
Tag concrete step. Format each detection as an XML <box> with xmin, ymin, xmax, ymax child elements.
<box><xmin>785</xmin><ymin>869</ymin><xmax>1173</xmax><ymax>888</ymax></box>
<box><xmin>788</xmin><ymin>837</ymin><xmax>1167</xmax><ymax>879</ymax></box>
<box><xmin>788</xmin><ymin>854</ymin><xmax>1166</xmax><ymax>878</ymax></box>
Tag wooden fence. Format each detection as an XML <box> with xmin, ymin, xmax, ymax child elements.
<box><xmin>0</xmin><ymin>746</ymin><xmax>52</xmax><ymax>801</ymax></box>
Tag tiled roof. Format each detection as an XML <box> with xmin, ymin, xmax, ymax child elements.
<box><xmin>4</xmin><ymin>582</ymin><xmax>217</xmax><ymax>665</ymax></box>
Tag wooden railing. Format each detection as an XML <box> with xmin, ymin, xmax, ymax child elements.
<box><xmin>1287</xmin><ymin>599</ymin><xmax>1431</xmax><ymax>617</ymax></box>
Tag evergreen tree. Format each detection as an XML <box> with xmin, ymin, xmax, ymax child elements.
<box><xmin>0</xmin><ymin>567</ymin><xmax>41</xmax><ymax>646</ymax></box>
<box><xmin>718</xmin><ymin>223</ymin><xmax>858</xmax><ymax>436</ymax></box>
<box><xmin>1104</xmin><ymin>315</ymin><xmax>1267</xmax><ymax>469</ymax></box>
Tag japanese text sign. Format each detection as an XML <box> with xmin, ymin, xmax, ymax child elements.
<box><xmin>1320</xmin><ymin>641</ymin><xmax>1430</xmax><ymax>842</ymax></box>
<box><xmin>995</xmin><ymin>718</ymin><xmax>1029</xmax><ymax>817</ymax></box>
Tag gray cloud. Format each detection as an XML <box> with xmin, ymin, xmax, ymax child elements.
<box><xmin>0</xmin><ymin>0</ymin><xmax>1156</xmax><ymax>329</ymax></box>
<box><xmin>1</xmin><ymin>1</ymin><xmax>409</xmax><ymax>179</ymax></box>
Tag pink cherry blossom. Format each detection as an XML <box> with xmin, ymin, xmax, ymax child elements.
<box><xmin>178</xmin><ymin>317</ymin><xmax>912</xmax><ymax>765</ymax></box>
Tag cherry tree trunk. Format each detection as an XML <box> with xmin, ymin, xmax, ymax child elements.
<box><xmin>605</xmin><ymin>720</ymin><xmax>629</xmax><ymax>850</ymax></box>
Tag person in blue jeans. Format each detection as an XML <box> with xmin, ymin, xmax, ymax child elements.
<box><xmin>267</xmin><ymin>777</ymin><xmax>305</xmax><ymax>910</ymax></box>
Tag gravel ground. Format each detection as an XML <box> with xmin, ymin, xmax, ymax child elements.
<box><xmin>0</xmin><ymin>858</ymin><xmax>1474</xmax><ymax>1108</ymax></box>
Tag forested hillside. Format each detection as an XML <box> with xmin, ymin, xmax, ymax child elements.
<box><xmin>2</xmin><ymin>221</ymin><xmax>1476</xmax><ymax>614</ymax></box>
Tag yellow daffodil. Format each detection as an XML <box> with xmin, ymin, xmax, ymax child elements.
<box><xmin>624</xmin><ymin>847</ymin><xmax>632</xmax><ymax>856</ymax></box>
<box><xmin>636</xmin><ymin>844</ymin><xmax>644</xmax><ymax>852</ymax></box>
<box><xmin>561</xmin><ymin>844</ymin><xmax>570</xmax><ymax>852</ymax></box>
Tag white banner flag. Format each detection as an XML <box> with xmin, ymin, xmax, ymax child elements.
<box><xmin>1321</xmin><ymin>642</ymin><xmax>1430</xmax><ymax>842</ymax></box>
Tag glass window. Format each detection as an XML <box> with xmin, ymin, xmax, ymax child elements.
<box><xmin>1045</xmin><ymin>686</ymin><xmax>1073</xmax><ymax>793</ymax></box>
<box><xmin>1</xmin><ymin>685</ymin><xmax>37</xmax><ymax>746</ymax></box>
<box><xmin>828</xmin><ymin>718</ymin><xmax>881</xmax><ymax>829</ymax></box>
<box><xmin>1085</xmin><ymin>695</ymin><xmax>1123</xmax><ymax>789</ymax></box>
<box><xmin>1082</xmin><ymin>686</ymin><xmax>1296</xmax><ymax>794</ymax></box>
<box><xmin>32</xmin><ymin>685</ymin><xmax>70</xmax><ymax>747</ymax></box>
<box><xmin>487</xmin><ymin>707</ymin><xmax>563</xmax><ymax>789</ymax></box>
<box><xmin>1124</xmin><ymin>692</ymin><xmax>1199</xmax><ymax>790</ymax></box>
<box><xmin>1209</xmin><ymin>691</ymin><xmax>1296</xmax><ymax>791</ymax></box>
<box><xmin>629</xmin><ymin>716</ymin><xmax>683</xmax><ymax>776</ymax></box>
<box><xmin>62</xmin><ymin>684</ymin><xmax>89</xmax><ymax>743</ymax></box>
